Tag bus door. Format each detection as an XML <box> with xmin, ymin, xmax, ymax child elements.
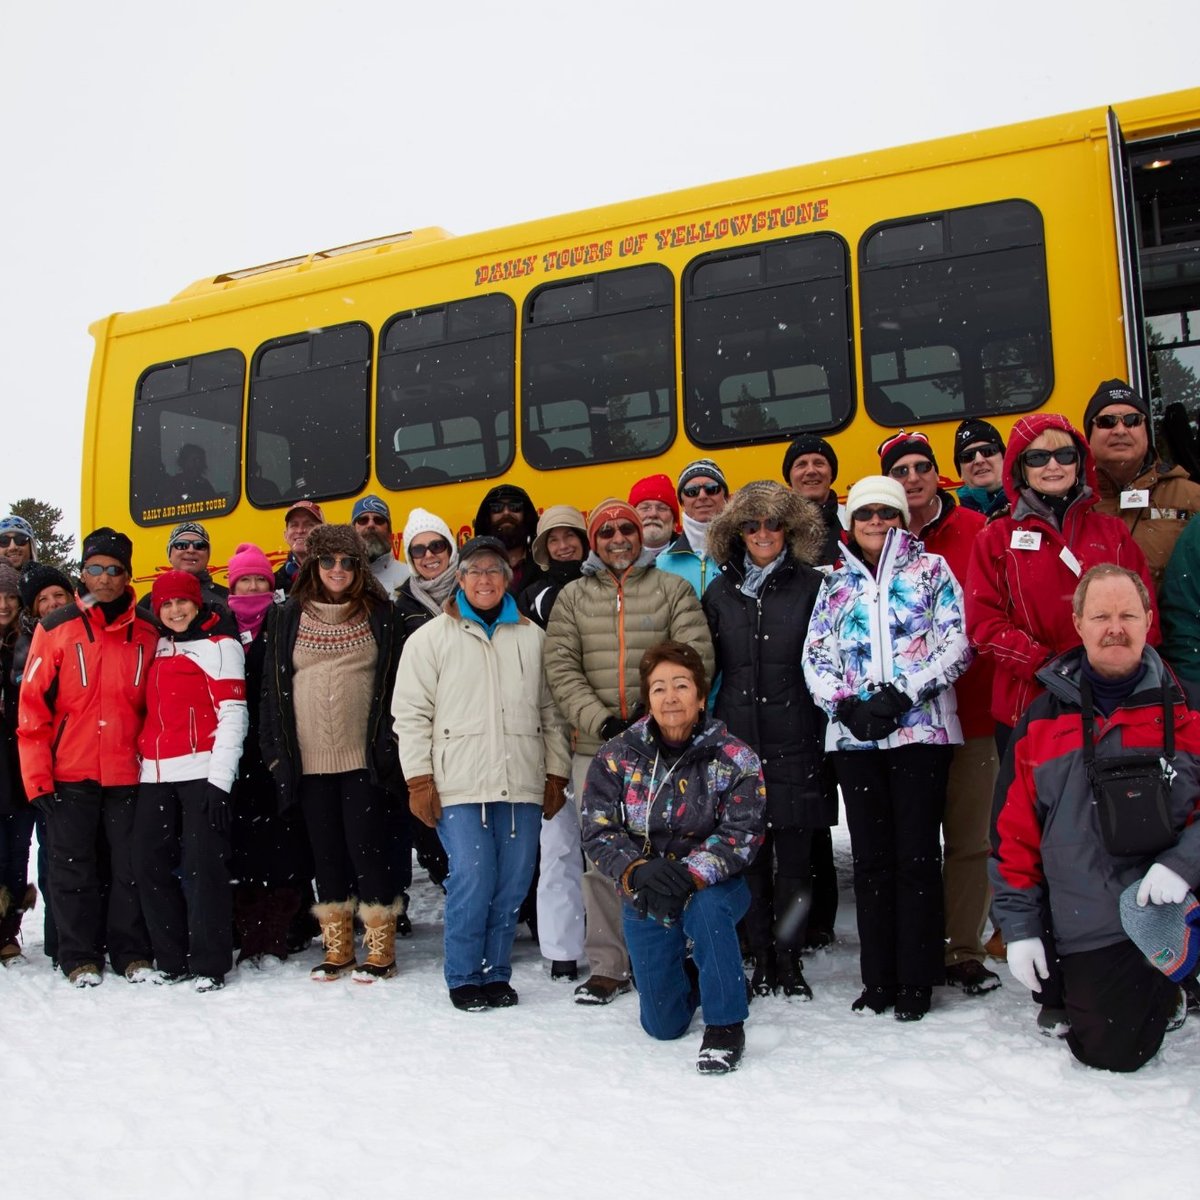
<box><xmin>1120</xmin><ymin>111</ymin><xmax>1200</xmax><ymax>468</ymax></box>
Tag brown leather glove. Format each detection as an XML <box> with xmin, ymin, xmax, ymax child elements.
<box><xmin>543</xmin><ymin>775</ymin><xmax>569</xmax><ymax>821</ymax></box>
<box><xmin>407</xmin><ymin>774</ymin><xmax>442</xmax><ymax>828</ymax></box>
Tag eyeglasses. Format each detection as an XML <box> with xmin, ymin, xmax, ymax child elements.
<box><xmin>82</xmin><ymin>564</ymin><xmax>127</xmax><ymax>577</ymax></box>
<box><xmin>170</xmin><ymin>539</ymin><xmax>208</xmax><ymax>553</ymax></box>
<box><xmin>318</xmin><ymin>556</ymin><xmax>359</xmax><ymax>571</ymax></box>
<box><xmin>889</xmin><ymin>461</ymin><xmax>935</xmax><ymax>480</ymax></box>
<box><xmin>595</xmin><ymin>522</ymin><xmax>639</xmax><ymax>540</ymax></box>
<box><xmin>1093</xmin><ymin>412</ymin><xmax>1146</xmax><ymax>430</ymax></box>
<box><xmin>957</xmin><ymin>444</ymin><xmax>1002</xmax><ymax>465</ymax></box>
<box><xmin>488</xmin><ymin>500</ymin><xmax>524</xmax><ymax>515</ymax></box>
<box><xmin>1021</xmin><ymin>447</ymin><xmax>1079</xmax><ymax>469</ymax></box>
<box><xmin>0</xmin><ymin>534</ymin><xmax>31</xmax><ymax>548</ymax></box>
<box><xmin>681</xmin><ymin>482</ymin><xmax>723</xmax><ymax>498</ymax></box>
<box><xmin>410</xmin><ymin>538</ymin><xmax>450</xmax><ymax>559</ymax></box>
<box><xmin>463</xmin><ymin>565</ymin><xmax>505</xmax><ymax>578</ymax></box>
<box><xmin>740</xmin><ymin>518</ymin><xmax>784</xmax><ymax>535</ymax></box>
<box><xmin>852</xmin><ymin>506</ymin><xmax>901</xmax><ymax>523</ymax></box>
<box><xmin>354</xmin><ymin>514</ymin><xmax>389</xmax><ymax>528</ymax></box>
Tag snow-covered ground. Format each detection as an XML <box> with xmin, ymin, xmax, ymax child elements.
<box><xmin>8</xmin><ymin>830</ymin><xmax>1195</xmax><ymax>1200</ymax></box>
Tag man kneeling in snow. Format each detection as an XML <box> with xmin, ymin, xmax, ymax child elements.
<box><xmin>990</xmin><ymin>563</ymin><xmax>1200</xmax><ymax>1072</ymax></box>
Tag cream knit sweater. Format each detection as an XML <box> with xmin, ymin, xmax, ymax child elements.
<box><xmin>292</xmin><ymin>600</ymin><xmax>375</xmax><ymax>776</ymax></box>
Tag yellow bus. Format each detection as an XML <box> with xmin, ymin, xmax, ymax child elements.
<box><xmin>83</xmin><ymin>86</ymin><xmax>1200</xmax><ymax>584</ymax></box>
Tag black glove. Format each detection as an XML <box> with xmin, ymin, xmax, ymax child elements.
<box><xmin>630</xmin><ymin>859</ymin><xmax>696</xmax><ymax>923</ymax></box>
<box><xmin>599</xmin><ymin>716</ymin><xmax>628</xmax><ymax>742</ymax></box>
<box><xmin>835</xmin><ymin>696</ymin><xmax>901</xmax><ymax>743</ymax></box>
<box><xmin>31</xmin><ymin>792</ymin><xmax>60</xmax><ymax>817</ymax></box>
<box><xmin>862</xmin><ymin>683</ymin><xmax>913</xmax><ymax>729</ymax></box>
<box><xmin>203</xmin><ymin>784</ymin><xmax>233</xmax><ymax>835</ymax></box>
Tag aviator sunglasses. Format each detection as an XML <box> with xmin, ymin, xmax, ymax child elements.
<box><xmin>889</xmin><ymin>461</ymin><xmax>935</xmax><ymax>480</ymax></box>
<box><xmin>1093</xmin><ymin>412</ymin><xmax>1146</xmax><ymax>430</ymax></box>
<box><xmin>318</xmin><ymin>555</ymin><xmax>359</xmax><ymax>571</ymax></box>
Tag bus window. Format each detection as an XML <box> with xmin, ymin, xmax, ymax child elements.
<box><xmin>130</xmin><ymin>348</ymin><xmax>244</xmax><ymax>526</ymax></box>
<box><xmin>522</xmin><ymin>263</ymin><xmax>675</xmax><ymax>469</ymax></box>
<box><xmin>683</xmin><ymin>233</ymin><xmax>853</xmax><ymax>446</ymax></box>
<box><xmin>247</xmin><ymin>322</ymin><xmax>371</xmax><ymax>506</ymax></box>
<box><xmin>376</xmin><ymin>294</ymin><xmax>515</xmax><ymax>489</ymax></box>
<box><xmin>860</xmin><ymin>199</ymin><xmax>1052</xmax><ymax>425</ymax></box>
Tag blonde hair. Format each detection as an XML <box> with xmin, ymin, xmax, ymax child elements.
<box><xmin>1027</xmin><ymin>428</ymin><xmax>1075</xmax><ymax>451</ymax></box>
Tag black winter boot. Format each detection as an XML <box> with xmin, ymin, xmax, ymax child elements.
<box><xmin>697</xmin><ymin>1023</ymin><xmax>745</xmax><ymax>1074</ymax></box>
<box><xmin>777</xmin><ymin>948</ymin><xmax>813</xmax><ymax>1000</ymax></box>
<box><xmin>851</xmin><ymin>985</ymin><xmax>896</xmax><ymax>1014</ymax></box>
<box><xmin>895</xmin><ymin>985</ymin><xmax>932</xmax><ymax>1022</ymax></box>
<box><xmin>749</xmin><ymin>947</ymin><xmax>778</xmax><ymax>997</ymax></box>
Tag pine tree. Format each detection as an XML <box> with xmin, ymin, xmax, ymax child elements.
<box><xmin>8</xmin><ymin>498</ymin><xmax>75</xmax><ymax>568</ymax></box>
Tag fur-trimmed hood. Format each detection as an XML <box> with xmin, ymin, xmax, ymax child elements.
<box><xmin>706</xmin><ymin>481</ymin><xmax>825</xmax><ymax>567</ymax></box>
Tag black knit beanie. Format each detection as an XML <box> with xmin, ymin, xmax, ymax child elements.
<box><xmin>782</xmin><ymin>435</ymin><xmax>838</xmax><ymax>484</ymax></box>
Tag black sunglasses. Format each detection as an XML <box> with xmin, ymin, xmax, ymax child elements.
<box><xmin>681</xmin><ymin>482</ymin><xmax>723</xmax><ymax>498</ymax></box>
<box><xmin>889</xmin><ymin>461</ymin><xmax>935</xmax><ymax>480</ymax></box>
<box><xmin>1093</xmin><ymin>412</ymin><xmax>1146</xmax><ymax>430</ymax></box>
<box><xmin>595</xmin><ymin>522</ymin><xmax>639</xmax><ymax>539</ymax></box>
<box><xmin>957</xmin><ymin>444</ymin><xmax>1002</xmax><ymax>465</ymax></box>
<box><xmin>1021</xmin><ymin>447</ymin><xmax>1079</xmax><ymax>468</ymax></box>
<box><xmin>410</xmin><ymin>538</ymin><xmax>450</xmax><ymax>559</ymax></box>
<box><xmin>170</xmin><ymin>539</ymin><xmax>208</xmax><ymax>552</ymax></box>
<box><xmin>82</xmin><ymin>564</ymin><xmax>127</xmax><ymax>577</ymax></box>
<box><xmin>852</xmin><ymin>505</ymin><xmax>901</xmax><ymax>523</ymax></box>
<box><xmin>741</xmin><ymin>518</ymin><xmax>784</xmax><ymax>535</ymax></box>
<box><xmin>488</xmin><ymin>500</ymin><xmax>524</xmax><ymax>514</ymax></box>
<box><xmin>318</xmin><ymin>555</ymin><xmax>359</xmax><ymax>571</ymax></box>
<box><xmin>0</xmin><ymin>534</ymin><xmax>31</xmax><ymax>548</ymax></box>
<box><xmin>354</xmin><ymin>514</ymin><xmax>389</xmax><ymax>527</ymax></box>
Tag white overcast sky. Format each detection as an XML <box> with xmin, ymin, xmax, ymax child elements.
<box><xmin>1</xmin><ymin>0</ymin><xmax>1195</xmax><ymax>541</ymax></box>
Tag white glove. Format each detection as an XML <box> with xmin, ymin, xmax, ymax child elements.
<box><xmin>1006</xmin><ymin>937</ymin><xmax>1048</xmax><ymax>992</ymax></box>
<box><xmin>1136</xmin><ymin>863</ymin><xmax>1191</xmax><ymax>907</ymax></box>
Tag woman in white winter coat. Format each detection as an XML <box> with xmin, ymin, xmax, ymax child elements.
<box><xmin>392</xmin><ymin>536</ymin><xmax>571</xmax><ymax>1012</ymax></box>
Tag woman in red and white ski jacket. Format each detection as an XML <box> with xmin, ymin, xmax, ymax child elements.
<box><xmin>133</xmin><ymin>570</ymin><xmax>247</xmax><ymax>987</ymax></box>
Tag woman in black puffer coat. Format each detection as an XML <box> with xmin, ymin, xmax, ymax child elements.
<box><xmin>703</xmin><ymin>481</ymin><xmax>833</xmax><ymax>999</ymax></box>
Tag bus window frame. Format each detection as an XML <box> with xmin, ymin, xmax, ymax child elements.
<box><xmin>858</xmin><ymin>197</ymin><xmax>1054</xmax><ymax>427</ymax></box>
<box><xmin>375</xmin><ymin>293</ymin><xmax>517</xmax><ymax>491</ymax></box>
<box><xmin>129</xmin><ymin>347</ymin><xmax>246</xmax><ymax>528</ymax></box>
<box><xmin>245</xmin><ymin>320</ymin><xmax>373</xmax><ymax>510</ymax></box>
<box><xmin>521</xmin><ymin>261</ymin><xmax>678</xmax><ymax>472</ymax></box>
<box><xmin>681</xmin><ymin>230</ymin><xmax>856</xmax><ymax>449</ymax></box>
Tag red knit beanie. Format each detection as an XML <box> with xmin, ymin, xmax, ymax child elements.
<box><xmin>587</xmin><ymin>499</ymin><xmax>642</xmax><ymax>547</ymax></box>
<box><xmin>628</xmin><ymin>474</ymin><xmax>680</xmax><ymax>527</ymax></box>
<box><xmin>151</xmin><ymin>569</ymin><xmax>202</xmax><ymax>615</ymax></box>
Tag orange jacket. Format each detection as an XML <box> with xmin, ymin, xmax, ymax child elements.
<box><xmin>17</xmin><ymin>591</ymin><xmax>158</xmax><ymax>798</ymax></box>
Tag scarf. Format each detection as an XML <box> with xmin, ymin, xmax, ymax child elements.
<box><xmin>681</xmin><ymin>512</ymin><xmax>710</xmax><ymax>559</ymax></box>
<box><xmin>228</xmin><ymin>592</ymin><xmax>274</xmax><ymax>641</ymax></box>
<box><xmin>408</xmin><ymin>561</ymin><xmax>459</xmax><ymax>618</ymax></box>
<box><xmin>739</xmin><ymin>548</ymin><xmax>784</xmax><ymax>598</ymax></box>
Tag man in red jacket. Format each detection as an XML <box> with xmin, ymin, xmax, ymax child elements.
<box><xmin>879</xmin><ymin>431</ymin><xmax>1001</xmax><ymax>995</ymax></box>
<box><xmin>18</xmin><ymin>527</ymin><xmax>157</xmax><ymax>987</ymax></box>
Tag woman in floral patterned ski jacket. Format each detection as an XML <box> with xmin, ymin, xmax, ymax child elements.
<box><xmin>802</xmin><ymin>475</ymin><xmax>971</xmax><ymax>1022</ymax></box>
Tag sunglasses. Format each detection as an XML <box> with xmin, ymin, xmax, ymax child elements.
<box><xmin>957</xmin><ymin>444</ymin><xmax>1002</xmax><ymax>465</ymax></box>
<box><xmin>852</xmin><ymin>505</ymin><xmax>901</xmax><ymax>523</ymax></box>
<box><xmin>1093</xmin><ymin>412</ymin><xmax>1146</xmax><ymax>430</ymax></box>
<box><xmin>1021</xmin><ymin>447</ymin><xmax>1079</xmax><ymax>468</ymax></box>
<box><xmin>595</xmin><ymin>521</ymin><xmax>639</xmax><ymax>540</ymax></box>
<box><xmin>0</xmin><ymin>534</ymin><xmax>31</xmax><ymax>548</ymax></box>
<box><xmin>170</xmin><ymin>539</ymin><xmax>209</xmax><ymax>553</ymax></box>
<box><xmin>741</xmin><ymin>518</ymin><xmax>784</xmax><ymax>535</ymax></box>
<box><xmin>82</xmin><ymin>564</ymin><xmax>127</xmax><ymax>577</ymax></box>
<box><xmin>318</xmin><ymin>555</ymin><xmax>359</xmax><ymax>571</ymax></box>
<box><xmin>681</xmin><ymin>482</ymin><xmax>723</xmax><ymax>498</ymax></box>
<box><xmin>488</xmin><ymin>500</ymin><xmax>524</xmax><ymax>515</ymax></box>
<box><xmin>889</xmin><ymin>461</ymin><xmax>935</xmax><ymax>480</ymax></box>
<box><xmin>354</xmin><ymin>514</ymin><xmax>389</xmax><ymax>527</ymax></box>
<box><xmin>410</xmin><ymin>538</ymin><xmax>450</xmax><ymax>559</ymax></box>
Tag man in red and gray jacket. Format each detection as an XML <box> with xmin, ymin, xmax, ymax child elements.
<box><xmin>18</xmin><ymin>527</ymin><xmax>157</xmax><ymax>987</ymax></box>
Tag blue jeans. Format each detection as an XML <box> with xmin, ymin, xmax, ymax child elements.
<box><xmin>622</xmin><ymin>874</ymin><xmax>750</xmax><ymax>1040</ymax></box>
<box><xmin>437</xmin><ymin>803</ymin><xmax>540</xmax><ymax>989</ymax></box>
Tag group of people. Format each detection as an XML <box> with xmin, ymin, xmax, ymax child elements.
<box><xmin>2</xmin><ymin>377</ymin><xmax>1199</xmax><ymax>1076</ymax></box>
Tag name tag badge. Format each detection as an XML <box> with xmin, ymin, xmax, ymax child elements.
<box><xmin>1010</xmin><ymin>529</ymin><xmax>1042</xmax><ymax>551</ymax></box>
<box><xmin>1059</xmin><ymin>546</ymin><xmax>1083</xmax><ymax>577</ymax></box>
<box><xmin>1120</xmin><ymin>489</ymin><xmax>1150</xmax><ymax>509</ymax></box>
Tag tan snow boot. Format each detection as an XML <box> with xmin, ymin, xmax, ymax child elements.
<box><xmin>311</xmin><ymin>900</ymin><xmax>357</xmax><ymax>981</ymax></box>
<box><xmin>352</xmin><ymin>899</ymin><xmax>404</xmax><ymax>983</ymax></box>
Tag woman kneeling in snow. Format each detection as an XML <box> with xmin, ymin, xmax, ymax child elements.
<box><xmin>581</xmin><ymin>641</ymin><xmax>767</xmax><ymax>1074</ymax></box>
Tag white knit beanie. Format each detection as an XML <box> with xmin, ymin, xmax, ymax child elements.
<box><xmin>402</xmin><ymin>508</ymin><xmax>456</xmax><ymax>567</ymax></box>
<box><xmin>845</xmin><ymin>475</ymin><xmax>910</xmax><ymax>526</ymax></box>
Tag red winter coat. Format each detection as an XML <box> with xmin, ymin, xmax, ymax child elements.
<box><xmin>965</xmin><ymin>413</ymin><xmax>1158</xmax><ymax>728</ymax></box>
<box><xmin>17</xmin><ymin>591</ymin><xmax>158</xmax><ymax>798</ymax></box>
<box><xmin>917</xmin><ymin>493</ymin><xmax>993</xmax><ymax>740</ymax></box>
